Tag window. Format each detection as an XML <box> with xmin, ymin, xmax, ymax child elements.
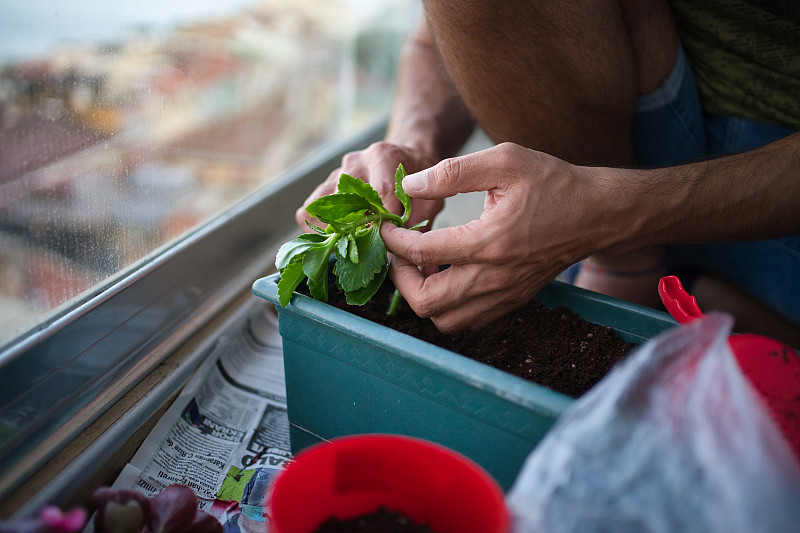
<box><xmin>0</xmin><ymin>0</ymin><xmax>419</xmax><ymax>347</ymax></box>
<box><xmin>0</xmin><ymin>0</ymin><xmax>419</xmax><ymax>502</ymax></box>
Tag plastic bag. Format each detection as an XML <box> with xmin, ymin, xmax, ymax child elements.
<box><xmin>506</xmin><ymin>313</ymin><xmax>800</xmax><ymax>533</ymax></box>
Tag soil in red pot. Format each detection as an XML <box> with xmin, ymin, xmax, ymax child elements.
<box><xmin>314</xmin><ymin>507</ymin><xmax>435</xmax><ymax>533</ymax></box>
<box><xmin>330</xmin><ymin>283</ymin><xmax>635</xmax><ymax>398</ymax></box>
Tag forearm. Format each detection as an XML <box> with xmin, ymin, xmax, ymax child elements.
<box><xmin>385</xmin><ymin>20</ymin><xmax>475</xmax><ymax>162</ymax></box>
<box><xmin>605</xmin><ymin>133</ymin><xmax>800</xmax><ymax>252</ymax></box>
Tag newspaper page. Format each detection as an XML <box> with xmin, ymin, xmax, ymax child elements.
<box><xmin>110</xmin><ymin>302</ymin><xmax>291</xmax><ymax>532</ymax></box>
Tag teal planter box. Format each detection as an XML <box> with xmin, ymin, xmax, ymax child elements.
<box><xmin>252</xmin><ymin>273</ymin><xmax>676</xmax><ymax>490</ymax></box>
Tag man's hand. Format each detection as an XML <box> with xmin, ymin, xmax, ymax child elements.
<box><xmin>295</xmin><ymin>18</ymin><xmax>475</xmax><ymax>232</ymax></box>
<box><xmin>381</xmin><ymin>143</ymin><xmax>617</xmax><ymax>334</ymax></box>
<box><xmin>294</xmin><ymin>141</ymin><xmax>442</xmax><ymax>231</ymax></box>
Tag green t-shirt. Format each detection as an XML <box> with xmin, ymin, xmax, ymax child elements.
<box><xmin>669</xmin><ymin>0</ymin><xmax>800</xmax><ymax>131</ymax></box>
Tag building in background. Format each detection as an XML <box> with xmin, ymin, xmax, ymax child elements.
<box><xmin>0</xmin><ymin>0</ymin><xmax>418</xmax><ymax>346</ymax></box>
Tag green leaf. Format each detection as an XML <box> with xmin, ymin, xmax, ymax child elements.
<box><xmin>305</xmin><ymin>220</ymin><xmax>327</xmax><ymax>234</ymax></box>
<box><xmin>337</xmin><ymin>173</ymin><xmax>387</xmax><ymax>213</ymax></box>
<box><xmin>338</xmin><ymin>210</ymin><xmax>371</xmax><ymax>225</ymax></box>
<box><xmin>307</xmin><ymin>273</ymin><xmax>328</xmax><ymax>302</ymax></box>
<box><xmin>408</xmin><ymin>219</ymin><xmax>430</xmax><ymax>231</ymax></box>
<box><xmin>277</xmin><ymin>260</ymin><xmax>305</xmax><ymax>307</ymax></box>
<box><xmin>298</xmin><ymin>233</ymin><xmax>330</xmax><ymax>242</ymax></box>
<box><xmin>302</xmin><ymin>244</ymin><xmax>333</xmax><ymax>282</ymax></box>
<box><xmin>306</xmin><ymin>193</ymin><xmax>371</xmax><ymax>222</ymax></box>
<box><xmin>277</xmin><ymin>163</ymin><xmax>414</xmax><ymax>308</ymax></box>
<box><xmin>333</xmin><ymin>223</ymin><xmax>386</xmax><ymax>292</ymax></box>
<box><xmin>347</xmin><ymin>234</ymin><xmax>359</xmax><ymax>263</ymax></box>
<box><xmin>275</xmin><ymin>233</ymin><xmax>327</xmax><ymax>270</ymax></box>
<box><xmin>344</xmin><ymin>260</ymin><xmax>389</xmax><ymax>305</ymax></box>
<box><xmin>337</xmin><ymin>236</ymin><xmax>349</xmax><ymax>259</ymax></box>
<box><xmin>302</xmin><ymin>239</ymin><xmax>338</xmax><ymax>302</ymax></box>
<box><xmin>324</xmin><ymin>210</ymin><xmax>367</xmax><ymax>235</ymax></box>
<box><xmin>333</xmin><ymin>224</ymin><xmax>386</xmax><ymax>292</ymax></box>
<box><xmin>395</xmin><ymin>164</ymin><xmax>412</xmax><ymax>224</ymax></box>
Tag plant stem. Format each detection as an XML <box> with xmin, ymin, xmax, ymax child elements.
<box><xmin>340</xmin><ymin>212</ymin><xmax>404</xmax><ymax>234</ymax></box>
<box><xmin>387</xmin><ymin>288</ymin><xmax>404</xmax><ymax>316</ymax></box>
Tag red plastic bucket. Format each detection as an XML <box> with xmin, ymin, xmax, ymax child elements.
<box><xmin>266</xmin><ymin>434</ymin><xmax>509</xmax><ymax>533</ymax></box>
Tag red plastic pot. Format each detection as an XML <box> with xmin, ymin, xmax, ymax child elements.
<box><xmin>266</xmin><ymin>434</ymin><xmax>509</xmax><ymax>533</ymax></box>
<box><xmin>658</xmin><ymin>275</ymin><xmax>800</xmax><ymax>463</ymax></box>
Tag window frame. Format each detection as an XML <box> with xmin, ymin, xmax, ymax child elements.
<box><xmin>0</xmin><ymin>120</ymin><xmax>386</xmax><ymax>501</ymax></box>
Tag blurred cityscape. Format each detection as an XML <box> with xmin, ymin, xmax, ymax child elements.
<box><xmin>0</xmin><ymin>0</ymin><xmax>418</xmax><ymax>346</ymax></box>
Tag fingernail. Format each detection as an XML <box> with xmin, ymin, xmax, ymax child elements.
<box><xmin>402</xmin><ymin>169</ymin><xmax>427</xmax><ymax>193</ymax></box>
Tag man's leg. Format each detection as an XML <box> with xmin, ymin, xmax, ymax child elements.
<box><xmin>423</xmin><ymin>0</ymin><xmax>634</xmax><ymax>165</ymax></box>
<box><xmin>422</xmin><ymin>0</ymin><xmax>677</xmax><ymax>306</ymax></box>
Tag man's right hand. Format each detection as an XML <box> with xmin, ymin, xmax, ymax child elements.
<box><xmin>381</xmin><ymin>143</ymin><xmax>619</xmax><ymax>334</ymax></box>
<box><xmin>295</xmin><ymin>141</ymin><xmax>443</xmax><ymax>231</ymax></box>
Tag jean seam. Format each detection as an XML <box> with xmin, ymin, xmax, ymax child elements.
<box><xmin>665</xmin><ymin>99</ymin><xmax>705</xmax><ymax>156</ymax></box>
<box><xmin>763</xmin><ymin>238</ymin><xmax>800</xmax><ymax>261</ymax></box>
<box><xmin>723</xmin><ymin>117</ymin><xmax>742</xmax><ymax>154</ymax></box>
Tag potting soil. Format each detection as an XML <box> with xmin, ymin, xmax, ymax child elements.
<box><xmin>330</xmin><ymin>283</ymin><xmax>635</xmax><ymax>398</ymax></box>
<box><xmin>313</xmin><ymin>506</ymin><xmax>435</xmax><ymax>533</ymax></box>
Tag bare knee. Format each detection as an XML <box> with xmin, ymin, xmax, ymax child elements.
<box><xmin>421</xmin><ymin>0</ymin><xmax>641</xmax><ymax>165</ymax></box>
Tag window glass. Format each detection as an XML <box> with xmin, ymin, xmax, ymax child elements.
<box><xmin>0</xmin><ymin>0</ymin><xmax>419</xmax><ymax>347</ymax></box>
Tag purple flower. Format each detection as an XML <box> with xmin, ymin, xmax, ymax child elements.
<box><xmin>91</xmin><ymin>485</ymin><xmax>222</xmax><ymax>533</ymax></box>
<box><xmin>38</xmin><ymin>508</ymin><xmax>87</xmax><ymax>533</ymax></box>
<box><xmin>0</xmin><ymin>506</ymin><xmax>86</xmax><ymax>533</ymax></box>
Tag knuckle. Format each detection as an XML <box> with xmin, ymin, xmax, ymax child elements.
<box><xmin>405</xmin><ymin>241</ymin><xmax>435</xmax><ymax>266</ymax></box>
<box><xmin>365</xmin><ymin>141</ymin><xmax>396</xmax><ymax>160</ymax></box>
<box><xmin>495</xmin><ymin>141</ymin><xmax>516</xmax><ymax>153</ymax></box>
<box><xmin>370</xmin><ymin>140</ymin><xmax>392</xmax><ymax>152</ymax></box>
<box><xmin>493</xmin><ymin>142</ymin><xmax>520</xmax><ymax>168</ymax></box>
<box><xmin>437</xmin><ymin>157</ymin><xmax>462</xmax><ymax>187</ymax></box>
<box><xmin>341</xmin><ymin>152</ymin><xmax>361</xmax><ymax>170</ymax></box>
<box><xmin>432</xmin><ymin>315</ymin><xmax>463</xmax><ymax>335</ymax></box>
<box><xmin>406</xmin><ymin>295</ymin><xmax>435</xmax><ymax>319</ymax></box>
<box><xmin>319</xmin><ymin>172</ymin><xmax>342</xmax><ymax>193</ymax></box>
<box><xmin>413</xmin><ymin>302</ymin><xmax>435</xmax><ymax>320</ymax></box>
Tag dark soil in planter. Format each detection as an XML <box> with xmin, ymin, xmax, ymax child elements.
<box><xmin>314</xmin><ymin>506</ymin><xmax>435</xmax><ymax>533</ymax></box>
<box><xmin>330</xmin><ymin>282</ymin><xmax>636</xmax><ymax>398</ymax></box>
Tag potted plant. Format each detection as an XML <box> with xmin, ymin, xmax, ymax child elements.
<box><xmin>252</xmin><ymin>167</ymin><xmax>675</xmax><ymax>489</ymax></box>
<box><xmin>266</xmin><ymin>434</ymin><xmax>508</xmax><ymax>533</ymax></box>
<box><xmin>0</xmin><ymin>485</ymin><xmax>221</xmax><ymax>533</ymax></box>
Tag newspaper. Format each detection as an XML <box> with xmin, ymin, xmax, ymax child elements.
<box><xmin>110</xmin><ymin>302</ymin><xmax>291</xmax><ymax>532</ymax></box>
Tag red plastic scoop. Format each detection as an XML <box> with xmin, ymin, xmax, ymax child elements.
<box><xmin>658</xmin><ymin>275</ymin><xmax>800</xmax><ymax>464</ymax></box>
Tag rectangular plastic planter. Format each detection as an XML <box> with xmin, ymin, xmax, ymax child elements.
<box><xmin>252</xmin><ymin>273</ymin><xmax>676</xmax><ymax>490</ymax></box>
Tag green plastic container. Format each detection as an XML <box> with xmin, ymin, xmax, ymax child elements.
<box><xmin>252</xmin><ymin>274</ymin><xmax>676</xmax><ymax>490</ymax></box>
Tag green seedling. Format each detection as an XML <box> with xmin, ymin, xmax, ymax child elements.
<box><xmin>275</xmin><ymin>164</ymin><xmax>426</xmax><ymax>311</ymax></box>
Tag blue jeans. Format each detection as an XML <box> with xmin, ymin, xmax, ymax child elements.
<box><xmin>631</xmin><ymin>42</ymin><xmax>800</xmax><ymax>324</ymax></box>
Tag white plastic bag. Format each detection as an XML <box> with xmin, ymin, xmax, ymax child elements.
<box><xmin>506</xmin><ymin>313</ymin><xmax>800</xmax><ymax>533</ymax></box>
